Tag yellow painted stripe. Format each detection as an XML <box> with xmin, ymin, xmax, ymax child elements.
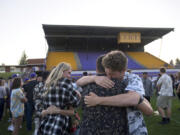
<box><xmin>46</xmin><ymin>52</ymin><xmax>77</xmax><ymax>70</ymax></box>
<box><xmin>127</xmin><ymin>52</ymin><xmax>172</xmax><ymax>69</ymax></box>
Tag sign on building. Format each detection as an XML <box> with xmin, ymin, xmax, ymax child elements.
<box><xmin>118</xmin><ymin>32</ymin><xmax>141</xmax><ymax>43</ymax></box>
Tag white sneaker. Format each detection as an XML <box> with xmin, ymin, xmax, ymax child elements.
<box><xmin>8</xmin><ymin>124</ymin><xmax>14</xmax><ymax>131</ymax></box>
<box><xmin>34</xmin><ymin>129</ymin><xmax>38</xmax><ymax>135</ymax></box>
<box><xmin>154</xmin><ymin>110</ymin><xmax>159</xmax><ymax>116</ymax></box>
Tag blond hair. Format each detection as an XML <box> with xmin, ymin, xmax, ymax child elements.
<box><xmin>43</xmin><ymin>62</ymin><xmax>71</xmax><ymax>96</ymax></box>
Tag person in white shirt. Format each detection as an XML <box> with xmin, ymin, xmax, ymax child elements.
<box><xmin>156</xmin><ymin>67</ymin><xmax>173</xmax><ymax>124</ymax></box>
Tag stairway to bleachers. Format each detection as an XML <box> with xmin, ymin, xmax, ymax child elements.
<box><xmin>46</xmin><ymin>52</ymin><xmax>78</xmax><ymax>70</ymax></box>
<box><xmin>126</xmin><ymin>52</ymin><xmax>172</xmax><ymax>69</ymax></box>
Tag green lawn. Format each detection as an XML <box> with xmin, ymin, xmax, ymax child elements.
<box><xmin>0</xmin><ymin>111</ymin><xmax>33</xmax><ymax>135</ymax></box>
<box><xmin>0</xmin><ymin>96</ymin><xmax>180</xmax><ymax>135</ymax></box>
<box><xmin>144</xmin><ymin>96</ymin><xmax>180</xmax><ymax>135</ymax></box>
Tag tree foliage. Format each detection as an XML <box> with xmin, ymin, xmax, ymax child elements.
<box><xmin>169</xmin><ymin>60</ymin><xmax>174</xmax><ymax>66</ymax></box>
<box><xmin>19</xmin><ymin>51</ymin><xmax>28</xmax><ymax>65</ymax></box>
<box><xmin>175</xmin><ymin>58</ymin><xmax>180</xmax><ymax>65</ymax></box>
<box><xmin>169</xmin><ymin>58</ymin><xmax>180</xmax><ymax>68</ymax></box>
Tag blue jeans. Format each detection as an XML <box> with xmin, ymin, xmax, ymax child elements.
<box><xmin>0</xmin><ymin>98</ymin><xmax>4</xmax><ymax>121</ymax></box>
<box><xmin>25</xmin><ymin>102</ymin><xmax>34</xmax><ymax>130</ymax></box>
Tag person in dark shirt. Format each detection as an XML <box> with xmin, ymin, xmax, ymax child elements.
<box><xmin>79</xmin><ymin>55</ymin><xmax>129</xmax><ymax>135</ymax></box>
<box><xmin>33</xmin><ymin>72</ymin><xmax>49</xmax><ymax>135</ymax></box>
<box><xmin>0</xmin><ymin>79</ymin><xmax>7</xmax><ymax>121</ymax></box>
<box><xmin>142</xmin><ymin>72</ymin><xmax>153</xmax><ymax>102</ymax></box>
<box><xmin>175</xmin><ymin>72</ymin><xmax>180</xmax><ymax>98</ymax></box>
<box><xmin>83</xmin><ymin>71</ymin><xmax>88</xmax><ymax>76</ymax></box>
<box><xmin>23</xmin><ymin>72</ymin><xmax>38</xmax><ymax>131</ymax></box>
<box><xmin>41</xmin><ymin>55</ymin><xmax>129</xmax><ymax>135</ymax></box>
<box><xmin>77</xmin><ymin>51</ymin><xmax>153</xmax><ymax>135</ymax></box>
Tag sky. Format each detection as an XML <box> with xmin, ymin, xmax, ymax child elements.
<box><xmin>0</xmin><ymin>0</ymin><xmax>180</xmax><ymax>65</ymax></box>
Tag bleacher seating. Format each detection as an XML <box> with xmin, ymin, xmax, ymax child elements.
<box><xmin>126</xmin><ymin>52</ymin><xmax>172</xmax><ymax>69</ymax></box>
<box><xmin>46</xmin><ymin>51</ymin><xmax>172</xmax><ymax>71</ymax></box>
<box><xmin>46</xmin><ymin>52</ymin><xmax>78</xmax><ymax>70</ymax></box>
<box><xmin>126</xmin><ymin>55</ymin><xmax>145</xmax><ymax>69</ymax></box>
<box><xmin>77</xmin><ymin>52</ymin><xmax>149</xmax><ymax>70</ymax></box>
<box><xmin>77</xmin><ymin>52</ymin><xmax>105</xmax><ymax>70</ymax></box>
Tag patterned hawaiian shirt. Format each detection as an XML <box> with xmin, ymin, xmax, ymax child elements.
<box><xmin>124</xmin><ymin>72</ymin><xmax>148</xmax><ymax>135</ymax></box>
<box><xmin>10</xmin><ymin>88</ymin><xmax>25</xmax><ymax>118</ymax></box>
<box><xmin>33</xmin><ymin>81</ymin><xmax>45</xmax><ymax>118</ymax></box>
<box><xmin>80</xmin><ymin>77</ymin><xmax>129</xmax><ymax>135</ymax></box>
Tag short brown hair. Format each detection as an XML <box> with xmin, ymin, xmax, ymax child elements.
<box><xmin>96</xmin><ymin>54</ymin><xmax>105</xmax><ymax>73</ymax></box>
<box><xmin>160</xmin><ymin>67</ymin><xmax>166</xmax><ymax>73</ymax></box>
<box><xmin>102</xmin><ymin>50</ymin><xmax>127</xmax><ymax>72</ymax></box>
<box><xmin>11</xmin><ymin>77</ymin><xmax>21</xmax><ymax>90</ymax></box>
<box><xmin>143</xmin><ymin>72</ymin><xmax>148</xmax><ymax>75</ymax></box>
<box><xmin>0</xmin><ymin>79</ymin><xmax>3</xmax><ymax>86</ymax></box>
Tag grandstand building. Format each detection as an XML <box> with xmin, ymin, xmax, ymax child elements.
<box><xmin>43</xmin><ymin>24</ymin><xmax>179</xmax><ymax>78</ymax></box>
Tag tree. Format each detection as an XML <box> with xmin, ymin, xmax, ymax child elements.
<box><xmin>174</xmin><ymin>58</ymin><xmax>180</xmax><ymax>68</ymax></box>
<box><xmin>175</xmin><ymin>58</ymin><xmax>180</xmax><ymax>65</ymax></box>
<box><xmin>1</xmin><ymin>63</ymin><xmax>5</xmax><ymax>66</ymax></box>
<box><xmin>169</xmin><ymin>60</ymin><xmax>174</xmax><ymax>66</ymax></box>
<box><xmin>19</xmin><ymin>51</ymin><xmax>28</xmax><ymax>65</ymax></box>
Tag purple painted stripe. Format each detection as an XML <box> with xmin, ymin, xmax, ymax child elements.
<box><xmin>126</xmin><ymin>55</ymin><xmax>145</xmax><ymax>69</ymax></box>
<box><xmin>77</xmin><ymin>52</ymin><xmax>105</xmax><ymax>70</ymax></box>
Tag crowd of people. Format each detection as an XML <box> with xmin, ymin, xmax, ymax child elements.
<box><xmin>0</xmin><ymin>50</ymin><xmax>180</xmax><ymax>135</ymax></box>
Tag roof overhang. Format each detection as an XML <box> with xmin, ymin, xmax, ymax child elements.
<box><xmin>43</xmin><ymin>24</ymin><xmax>174</xmax><ymax>50</ymax></box>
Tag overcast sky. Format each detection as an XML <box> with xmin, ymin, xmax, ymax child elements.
<box><xmin>0</xmin><ymin>0</ymin><xmax>179</xmax><ymax>65</ymax></box>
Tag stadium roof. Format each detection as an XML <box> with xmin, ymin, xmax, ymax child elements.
<box><xmin>43</xmin><ymin>24</ymin><xmax>174</xmax><ymax>51</ymax></box>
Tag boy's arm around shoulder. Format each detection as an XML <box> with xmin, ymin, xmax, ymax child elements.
<box><xmin>137</xmin><ymin>97</ymin><xmax>153</xmax><ymax>116</ymax></box>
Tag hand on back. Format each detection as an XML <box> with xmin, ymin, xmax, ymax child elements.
<box><xmin>84</xmin><ymin>92</ymin><xmax>99</xmax><ymax>107</ymax></box>
<box><xmin>94</xmin><ymin>76</ymin><xmax>114</xmax><ymax>89</ymax></box>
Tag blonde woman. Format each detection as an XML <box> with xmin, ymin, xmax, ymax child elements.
<box><xmin>39</xmin><ymin>62</ymin><xmax>81</xmax><ymax>135</ymax></box>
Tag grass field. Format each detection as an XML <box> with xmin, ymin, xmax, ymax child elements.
<box><xmin>0</xmin><ymin>95</ymin><xmax>180</xmax><ymax>135</ymax></box>
<box><xmin>144</xmin><ymin>96</ymin><xmax>180</xmax><ymax>135</ymax></box>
